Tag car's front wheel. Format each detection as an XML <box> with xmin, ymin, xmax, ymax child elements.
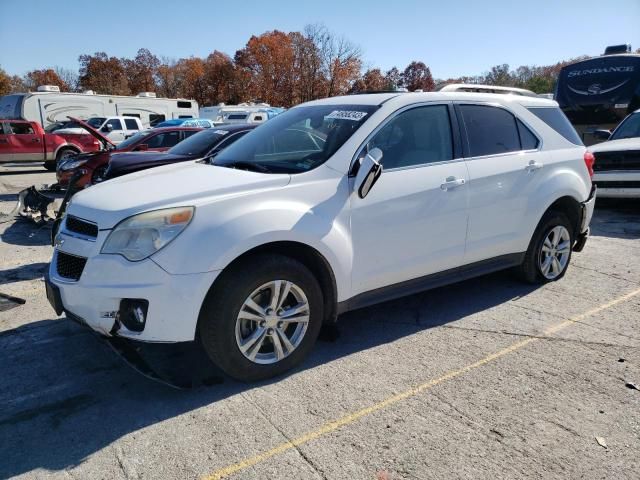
<box><xmin>199</xmin><ymin>254</ymin><xmax>323</xmax><ymax>382</ymax></box>
<box><xmin>516</xmin><ymin>210</ymin><xmax>574</xmax><ymax>284</ymax></box>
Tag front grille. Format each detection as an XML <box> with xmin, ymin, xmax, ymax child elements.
<box><xmin>65</xmin><ymin>215</ymin><xmax>98</xmax><ymax>238</ymax></box>
<box><xmin>594</xmin><ymin>181</ymin><xmax>640</xmax><ymax>189</ymax></box>
<box><xmin>56</xmin><ymin>252</ymin><xmax>87</xmax><ymax>281</ymax></box>
<box><xmin>593</xmin><ymin>150</ymin><xmax>640</xmax><ymax>172</ymax></box>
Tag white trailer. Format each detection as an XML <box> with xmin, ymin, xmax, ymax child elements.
<box><xmin>0</xmin><ymin>86</ymin><xmax>198</xmax><ymax>129</ymax></box>
<box><xmin>199</xmin><ymin>102</ymin><xmax>284</xmax><ymax>125</ymax></box>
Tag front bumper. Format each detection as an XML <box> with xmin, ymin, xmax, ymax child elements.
<box><xmin>48</xmin><ymin>230</ymin><xmax>219</xmax><ymax>342</ymax></box>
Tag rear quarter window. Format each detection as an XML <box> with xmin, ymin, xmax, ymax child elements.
<box><xmin>124</xmin><ymin>118</ymin><xmax>140</xmax><ymax>130</ymax></box>
<box><xmin>527</xmin><ymin>107</ymin><xmax>583</xmax><ymax>145</ymax></box>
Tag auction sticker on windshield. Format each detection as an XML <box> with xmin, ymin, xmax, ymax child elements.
<box><xmin>325</xmin><ymin>110</ymin><xmax>368</xmax><ymax>121</ymax></box>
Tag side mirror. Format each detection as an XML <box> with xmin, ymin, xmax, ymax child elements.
<box><xmin>593</xmin><ymin>129</ymin><xmax>611</xmax><ymax>141</ymax></box>
<box><xmin>135</xmin><ymin>143</ymin><xmax>149</xmax><ymax>151</ymax></box>
<box><xmin>102</xmin><ymin>124</ymin><xmax>114</xmax><ymax>133</ymax></box>
<box><xmin>355</xmin><ymin>147</ymin><xmax>383</xmax><ymax>199</ymax></box>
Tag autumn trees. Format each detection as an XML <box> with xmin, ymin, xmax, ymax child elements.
<box><xmin>1</xmin><ymin>24</ymin><xmax>607</xmax><ymax>102</ymax></box>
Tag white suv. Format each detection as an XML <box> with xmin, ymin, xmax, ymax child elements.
<box><xmin>46</xmin><ymin>92</ymin><xmax>596</xmax><ymax>381</ymax></box>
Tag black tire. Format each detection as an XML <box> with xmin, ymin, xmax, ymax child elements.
<box><xmin>44</xmin><ymin>161</ymin><xmax>57</xmax><ymax>172</ymax></box>
<box><xmin>198</xmin><ymin>254</ymin><xmax>324</xmax><ymax>382</ymax></box>
<box><xmin>92</xmin><ymin>165</ymin><xmax>108</xmax><ymax>184</ymax></box>
<box><xmin>515</xmin><ymin>210</ymin><xmax>574</xmax><ymax>284</ymax></box>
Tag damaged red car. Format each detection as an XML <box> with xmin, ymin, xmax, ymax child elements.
<box><xmin>56</xmin><ymin>118</ymin><xmax>203</xmax><ymax>188</ymax></box>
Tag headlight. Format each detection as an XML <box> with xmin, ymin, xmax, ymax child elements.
<box><xmin>101</xmin><ymin>207</ymin><xmax>194</xmax><ymax>261</ymax></box>
<box><xmin>60</xmin><ymin>159</ymin><xmax>87</xmax><ymax>170</ymax></box>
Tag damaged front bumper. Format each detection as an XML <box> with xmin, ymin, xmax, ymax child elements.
<box><xmin>47</xmin><ymin>232</ymin><xmax>219</xmax><ymax>342</ymax></box>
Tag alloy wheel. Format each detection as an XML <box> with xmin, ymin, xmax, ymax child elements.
<box><xmin>539</xmin><ymin>225</ymin><xmax>571</xmax><ymax>280</ymax></box>
<box><xmin>235</xmin><ymin>280</ymin><xmax>310</xmax><ymax>365</ymax></box>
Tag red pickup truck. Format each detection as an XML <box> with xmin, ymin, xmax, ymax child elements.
<box><xmin>0</xmin><ymin>119</ymin><xmax>102</xmax><ymax>171</ymax></box>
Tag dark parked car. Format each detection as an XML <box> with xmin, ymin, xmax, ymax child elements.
<box><xmin>57</xmin><ymin>121</ymin><xmax>204</xmax><ymax>188</ymax></box>
<box><xmin>103</xmin><ymin>124</ymin><xmax>257</xmax><ymax>180</ymax></box>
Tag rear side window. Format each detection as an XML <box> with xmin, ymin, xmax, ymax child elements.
<box><xmin>8</xmin><ymin>122</ymin><xmax>35</xmax><ymax>134</ymax></box>
<box><xmin>459</xmin><ymin>105</ymin><xmax>520</xmax><ymax>157</ymax></box>
<box><xmin>517</xmin><ymin>120</ymin><xmax>539</xmax><ymax>150</ymax></box>
<box><xmin>124</xmin><ymin>118</ymin><xmax>139</xmax><ymax>130</ymax></box>
<box><xmin>147</xmin><ymin>131</ymin><xmax>181</xmax><ymax>148</ymax></box>
<box><xmin>527</xmin><ymin>107</ymin><xmax>583</xmax><ymax>145</ymax></box>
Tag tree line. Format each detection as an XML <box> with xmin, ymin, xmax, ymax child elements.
<box><xmin>1</xmin><ymin>25</ymin><xmax>635</xmax><ymax>107</ymax></box>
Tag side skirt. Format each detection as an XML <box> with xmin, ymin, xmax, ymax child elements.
<box><xmin>337</xmin><ymin>253</ymin><xmax>525</xmax><ymax>314</ymax></box>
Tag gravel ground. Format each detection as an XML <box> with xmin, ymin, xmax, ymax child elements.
<box><xmin>1</xmin><ymin>163</ymin><xmax>639</xmax><ymax>480</ymax></box>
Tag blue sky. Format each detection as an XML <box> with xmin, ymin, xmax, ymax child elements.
<box><xmin>1</xmin><ymin>0</ymin><xmax>639</xmax><ymax>79</ymax></box>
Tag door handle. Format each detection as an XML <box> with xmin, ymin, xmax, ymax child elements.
<box><xmin>31</xmin><ymin>138</ymin><xmax>41</xmax><ymax>143</ymax></box>
<box><xmin>525</xmin><ymin>160</ymin><xmax>543</xmax><ymax>172</ymax></box>
<box><xmin>440</xmin><ymin>176</ymin><xmax>466</xmax><ymax>191</ymax></box>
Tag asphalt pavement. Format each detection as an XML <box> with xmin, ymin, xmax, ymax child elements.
<box><xmin>1</xmin><ymin>164</ymin><xmax>639</xmax><ymax>479</ymax></box>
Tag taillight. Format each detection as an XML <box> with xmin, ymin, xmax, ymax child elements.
<box><xmin>584</xmin><ymin>151</ymin><xmax>595</xmax><ymax>178</ymax></box>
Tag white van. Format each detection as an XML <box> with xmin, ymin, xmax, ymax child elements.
<box><xmin>0</xmin><ymin>86</ymin><xmax>198</xmax><ymax>129</ymax></box>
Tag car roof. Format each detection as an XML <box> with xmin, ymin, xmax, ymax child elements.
<box><xmin>301</xmin><ymin>91</ymin><xmax>557</xmax><ymax>108</ymax></box>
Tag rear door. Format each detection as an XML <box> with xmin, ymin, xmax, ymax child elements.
<box><xmin>123</xmin><ymin>117</ymin><xmax>141</xmax><ymax>139</ymax></box>
<box><xmin>457</xmin><ymin>103</ymin><xmax>544</xmax><ymax>264</ymax></box>
<box><xmin>0</xmin><ymin>121</ymin><xmax>43</xmax><ymax>162</ymax></box>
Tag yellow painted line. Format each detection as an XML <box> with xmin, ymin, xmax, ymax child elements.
<box><xmin>203</xmin><ymin>287</ymin><xmax>640</xmax><ymax>480</ymax></box>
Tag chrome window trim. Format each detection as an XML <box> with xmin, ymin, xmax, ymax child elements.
<box><xmin>455</xmin><ymin>101</ymin><xmax>544</xmax><ymax>161</ymax></box>
<box><xmin>350</xmin><ymin>101</ymin><xmax>461</xmax><ymax>175</ymax></box>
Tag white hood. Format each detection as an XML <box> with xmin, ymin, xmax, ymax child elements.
<box><xmin>68</xmin><ymin>161</ymin><xmax>291</xmax><ymax>228</ymax></box>
<box><xmin>589</xmin><ymin>137</ymin><xmax>640</xmax><ymax>153</ymax></box>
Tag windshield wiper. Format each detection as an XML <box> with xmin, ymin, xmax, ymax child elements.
<box><xmin>221</xmin><ymin>161</ymin><xmax>271</xmax><ymax>173</ymax></box>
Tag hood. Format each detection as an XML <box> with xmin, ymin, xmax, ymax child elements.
<box><xmin>68</xmin><ymin>161</ymin><xmax>291</xmax><ymax>228</ymax></box>
<box><xmin>108</xmin><ymin>151</ymin><xmax>183</xmax><ymax>170</ymax></box>
<box><xmin>589</xmin><ymin>137</ymin><xmax>640</xmax><ymax>153</ymax></box>
<box><xmin>67</xmin><ymin>116</ymin><xmax>115</xmax><ymax>149</ymax></box>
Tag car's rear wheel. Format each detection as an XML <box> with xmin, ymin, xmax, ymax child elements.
<box><xmin>516</xmin><ymin>211</ymin><xmax>574</xmax><ymax>284</ymax></box>
<box><xmin>199</xmin><ymin>254</ymin><xmax>323</xmax><ymax>382</ymax></box>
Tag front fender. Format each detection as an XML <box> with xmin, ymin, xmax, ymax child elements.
<box><xmin>151</xmin><ymin>174</ymin><xmax>353</xmax><ymax>301</ymax></box>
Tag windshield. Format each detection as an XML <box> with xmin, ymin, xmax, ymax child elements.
<box><xmin>87</xmin><ymin>117</ymin><xmax>106</xmax><ymax>128</ymax></box>
<box><xmin>610</xmin><ymin>113</ymin><xmax>640</xmax><ymax>140</ymax></box>
<box><xmin>168</xmin><ymin>129</ymin><xmax>226</xmax><ymax>156</ymax></box>
<box><xmin>213</xmin><ymin>104</ymin><xmax>377</xmax><ymax>173</ymax></box>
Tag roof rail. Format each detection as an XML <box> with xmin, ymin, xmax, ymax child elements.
<box><xmin>438</xmin><ymin>83</ymin><xmax>539</xmax><ymax>97</ymax></box>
